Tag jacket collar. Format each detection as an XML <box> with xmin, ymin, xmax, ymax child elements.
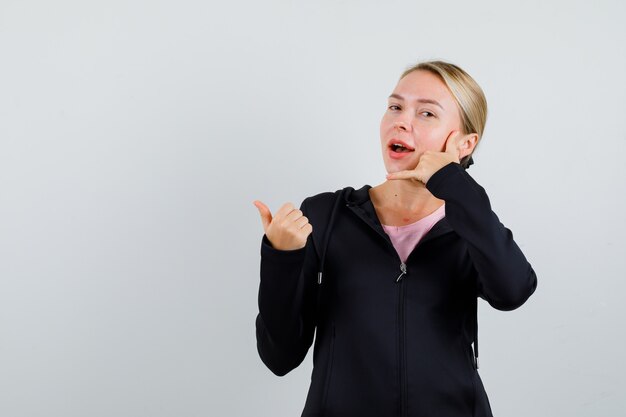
<box><xmin>343</xmin><ymin>184</ymin><xmax>455</xmax><ymax>247</ymax></box>
<box><xmin>316</xmin><ymin>184</ymin><xmax>455</xmax><ymax>284</ymax></box>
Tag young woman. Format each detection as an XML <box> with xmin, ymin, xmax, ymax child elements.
<box><xmin>253</xmin><ymin>60</ymin><xmax>538</xmax><ymax>417</ymax></box>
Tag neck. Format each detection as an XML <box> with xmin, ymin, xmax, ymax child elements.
<box><xmin>371</xmin><ymin>179</ymin><xmax>444</xmax><ymax>212</ymax></box>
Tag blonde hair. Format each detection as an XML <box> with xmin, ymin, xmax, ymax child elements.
<box><xmin>401</xmin><ymin>61</ymin><xmax>487</xmax><ymax>168</ymax></box>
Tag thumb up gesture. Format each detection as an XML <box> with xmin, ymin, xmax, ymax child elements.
<box><xmin>253</xmin><ymin>200</ymin><xmax>313</xmax><ymax>251</ymax></box>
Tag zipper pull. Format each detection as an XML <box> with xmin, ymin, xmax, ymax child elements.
<box><xmin>395</xmin><ymin>262</ymin><xmax>407</xmax><ymax>282</ymax></box>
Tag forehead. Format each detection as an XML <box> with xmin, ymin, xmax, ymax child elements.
<box><xmin>391</xmin><ymin>70</ymin><xmax>456</xmax><ymax>108</ymax></box>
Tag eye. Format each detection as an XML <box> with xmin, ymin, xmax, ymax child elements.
<box><xmin>388</xmin><ymin>105</ymin><xmax>401</xmax><ymax>111</ymax></box>
<box><xmin>420</xmin><ymin>111</ymin><xmax>435</xmax><ymax>118</ymax></box>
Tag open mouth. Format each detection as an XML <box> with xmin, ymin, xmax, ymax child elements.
<box><xmin>389</xmin><ymin>143</ymin><xmax>415</xmax><ymax>153</ymax></box>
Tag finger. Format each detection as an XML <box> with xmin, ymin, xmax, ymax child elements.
<box><xmin>444</xmin><ymin>130</ymin><xmax>462</xmax><ymax>161</ymax></box>
<box><xmin>275</xmin><ymin>202</ymin><xmax>296</xmax><ymax>219</ymax></box>
<box><xmin>294</xmin><ymin>215</ymin><xmax>310</xmax><ymax>229</ymax></box>
<box><xmin>285</xmin><ymin>207</ymin><xmax>304</xmax><ymax>222</ymax></box>
<box><xmin>386</xmin><ymin>170</ymin><xmax>418</xmax><ymax>180</ymax></box>
<box><xmin>253</xmin><ymin>200</ymin><xmax>272</xmax><ymax>231</ymax></box>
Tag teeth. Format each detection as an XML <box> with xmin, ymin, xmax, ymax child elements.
<box><xmin>392</xmin><ymin>143</ymin><xmax>410</xmax><ymax>150</ymax></box>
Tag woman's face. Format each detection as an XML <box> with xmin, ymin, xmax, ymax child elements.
<box><xmin>380</xmin><ymin>70</ymin><xmax>463</xmax><ymax>174</ymax></box>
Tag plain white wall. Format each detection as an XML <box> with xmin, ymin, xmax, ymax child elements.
<box><xmin>1</xmin><ymin>0</ymin><xmax>625</xmax><ymax>416</ymax></box>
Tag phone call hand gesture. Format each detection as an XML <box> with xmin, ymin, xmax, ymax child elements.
<box><xmin>386</xmin><ymin>130</ymin><xmax>465</xmax><ymax>184</ymax></box>
<box><xmin>253</xmin><ymin>200</ymin><xmax>313</xmax><ymax>251</ymax></box>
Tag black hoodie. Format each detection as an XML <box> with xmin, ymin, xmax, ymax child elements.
<box><xmin>255</xmin><ymin>162</ymin><xmax>538</xmax><ymax>417</ymax></box>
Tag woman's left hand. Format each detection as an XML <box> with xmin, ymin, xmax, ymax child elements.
<box><xmin>386</xmin><ymin>131</ymin><xmax>463</xmax><ymax>185</ymax></box>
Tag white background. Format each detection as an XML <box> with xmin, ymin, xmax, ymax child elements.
<box><xmin>1</xmin><ymin>1</ymin><xmax>625</xmax><ymax>416</ymax></box>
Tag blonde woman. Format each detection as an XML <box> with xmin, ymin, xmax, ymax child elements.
<box><xmin>253</xmin><ymin>60</ymin><xmax>538</xmax><ymax>417</ymax></box>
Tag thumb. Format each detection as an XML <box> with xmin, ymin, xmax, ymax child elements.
<box><xmin>444</xmin><ymin>130</ymin><xmax>462</xmax><ymax>161</ymax></box>
<box><xmin>253</xmin><ymin>200</ymin><xmax>272</xmax><ymax>232</ymax></box>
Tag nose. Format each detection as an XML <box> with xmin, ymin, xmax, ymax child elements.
<box><xmin>394</xmin><ymin>118</ymin><xmax>410</xmax><ymax>132</ymax></box>
<box><xmin>393</xmin><ymin>111</ymin><xmax>412</xmax><ymax>132</ymax></box>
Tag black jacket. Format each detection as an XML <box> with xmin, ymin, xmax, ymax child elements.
<box><xmin>255</xmin><ymin>162</ymin><xmax>538</xmax><ymax>417</ymax></box>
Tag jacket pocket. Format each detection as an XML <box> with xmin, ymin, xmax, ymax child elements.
<box><xmin>321</xmin><ymin>322</ymin><xmax>335</xmax><ymax>412</ymax></box>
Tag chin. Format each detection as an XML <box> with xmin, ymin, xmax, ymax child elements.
<box><xmin>384</xmin><ymin>158</ymin><xmax>418</xmax><ymax>172</ymax></box>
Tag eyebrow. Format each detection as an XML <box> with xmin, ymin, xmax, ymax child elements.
<box><xmin>388</xmin><ymin>94</ymin><xmax>444</xmax><ymax>110</ymax></box>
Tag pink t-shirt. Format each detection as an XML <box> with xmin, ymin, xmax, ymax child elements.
<box><xmin>381</xmin><ymin>203</ymin><xmax>446</xmax><ymax>263</ymax></box>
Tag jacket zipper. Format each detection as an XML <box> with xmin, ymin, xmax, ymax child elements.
<box><xmin>396</xmin><ymin>262</ymin><xmax>407</xmax><ymax>282</ymax></box>
<box><xmin>346</xmin><ymin>202</ymin><xmax>446</xmax><ymax>417</ymax></box>
<box><xmin>397</xmin><ymin>261</ymin><xmax>408</xmax><ymax>417</ymax></box>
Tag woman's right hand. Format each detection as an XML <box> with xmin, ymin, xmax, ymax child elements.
<box><xmin>253</xmin><ymin>200</ymin><xmax>313</xmax><ymax>251</ymax></box>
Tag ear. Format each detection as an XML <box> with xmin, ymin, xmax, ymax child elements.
<box><xmin>458</xmin><ymin>133</ymin><xmax>479</xmax><ymax>160</ymax></box>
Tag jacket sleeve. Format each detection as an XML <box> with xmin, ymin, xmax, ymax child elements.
<box><xmin>255</xmin><ymin>198</ymin><xmax>320</xmax><ymax>376</ymax></box>
<box><xmin>426</xmin><ymin>162</ymin><xmax>538</xmax><ymax>311</ymax></box>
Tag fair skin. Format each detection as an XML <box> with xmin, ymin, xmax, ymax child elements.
<box><xmin>372</xmin><ymin>69</ymin><xmax>478</xmax><ymax>225</ymax></box>
<box><xmin>253</xmin><ymin>69</ymin><xmax>479</xmax><ymax>250</ymax></box>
